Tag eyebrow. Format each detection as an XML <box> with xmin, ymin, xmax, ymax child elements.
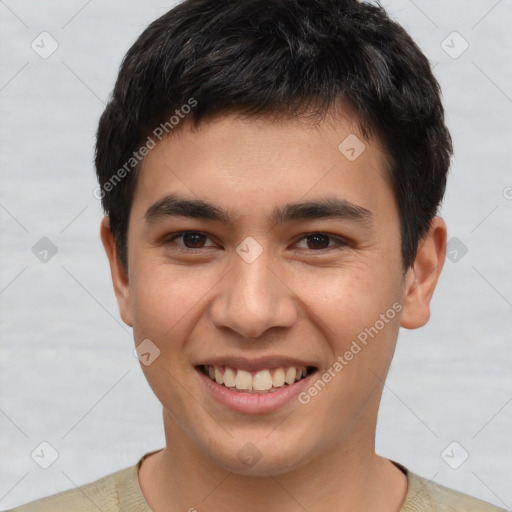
<box><xmin>144</xmin><ymin>193</ymin><xmax>373</xmax><ymax>227</ymax></box>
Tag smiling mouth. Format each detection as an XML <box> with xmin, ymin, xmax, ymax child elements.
<box><xmin>197</xmin><ymin>364</ymin><xmax>317</xmax><ymax>394</ymax></box>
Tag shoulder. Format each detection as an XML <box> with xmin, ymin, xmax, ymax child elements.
<box><xmin>402</xmin><ymin>469</ymin><xmax>507</xmax><ymax>512</ymax></box>
<box><xmin>6</xmin><ymin>464</ymin><xmax>147</xmax><ymax>512</ymax></box>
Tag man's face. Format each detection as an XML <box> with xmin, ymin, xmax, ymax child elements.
<box><xmin>110</xmin><ymin>113</ymin><xmax>417</xmax><ymax>474</ymax></box>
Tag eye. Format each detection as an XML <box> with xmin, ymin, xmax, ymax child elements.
<box><xmin>294</xmin><ymin>232</ymin><xmax>348</xmax><ymax>251</ymax></box>
<box><xmin>165</xmin><ymin>231</ymin><xmax>217</xmax><ymax>250</ymax></box>
<box><xmin>163</xmin><ymin>231</ymin><xmax>348</xmax><ymax>253</ymax></box>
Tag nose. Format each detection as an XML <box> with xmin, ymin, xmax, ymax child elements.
<box><xmin>210</xmin><ymin>250</ymin><xmax>298</xmax><ymax>339</ymax></box>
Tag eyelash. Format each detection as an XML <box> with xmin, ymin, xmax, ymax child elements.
<box><xmin>164</xmin><ymin>231</ymin><xmax>349</xmax><ymax>253</ymax></box>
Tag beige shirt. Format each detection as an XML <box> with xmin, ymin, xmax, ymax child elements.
<box><xmin>8</xmin><ymin>453</ymin><xmax>506</xmax><ymax>512</ymax></box>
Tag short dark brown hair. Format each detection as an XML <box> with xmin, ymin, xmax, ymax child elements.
<box><xmin>95</xmin><ymin>0</ymin><xmax>452</xmax><ymax>269</ymax></box>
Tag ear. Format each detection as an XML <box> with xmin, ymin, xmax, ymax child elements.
<box><xmin>400</xmin><ymin>216</ymin><xmax>447</xmax><ymax>329</ymax></box>
<box><xmin>100</xmin><ymin>217</ymin><xmax>133</xmax><ymax>327</ymax></box>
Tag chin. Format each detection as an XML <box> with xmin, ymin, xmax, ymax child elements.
<box><xmin>204</xmin><ymin>430</ymin><xmax>316</xmax><ymax>477</ymax></box>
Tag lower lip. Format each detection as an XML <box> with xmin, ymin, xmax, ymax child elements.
<box><xmin>196</xmin><ymin>367</ymin><xmax>317</xmax><ymax>414</ymax></box>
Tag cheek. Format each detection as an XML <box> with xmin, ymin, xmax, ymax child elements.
<box><xmin>299</xmin><ymin>264</ymin><xmax>403</xmax><ymax>402</ymax></box>
<box><xmin>290</xmin><ymin>259</ymin><xmax>402</xmax><ymax>339</ymax></box>
<box><xmin>129</xmin><ymin>260</ymin><xmax>217</xmax><ymax>341</ymax></box>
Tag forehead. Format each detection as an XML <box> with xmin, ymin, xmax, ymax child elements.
<box><xmin>131</xmin><ymin>112</ymin><xmax>396</xmax><ymax>228</ymax></box>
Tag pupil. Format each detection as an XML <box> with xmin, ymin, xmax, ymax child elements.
<box><xmin>307</xmin><ymin>234</ymin><xmax>329</xmax><ymax>249</ymax></box>
<box><xmin>184</xmin><ymin>233</ymin><xmax>205</xmax><ymax>248</ymax></box>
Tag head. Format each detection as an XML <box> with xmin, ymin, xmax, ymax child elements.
<box><xmin>97</xmin><ymin>0</ymin><xmax>451</xmax><ymax>475</ymax></box>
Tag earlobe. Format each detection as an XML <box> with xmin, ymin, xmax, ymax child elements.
<box><xmin>100</xmin><ymin>217</ymin><xmax>133</xmax><ymax>327</ymax></box>
<box><xmin>400</xmin><ymin>217</ymin><xmax>447</xmax><ymax>329</ymax></box>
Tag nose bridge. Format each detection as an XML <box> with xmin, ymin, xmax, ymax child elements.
<box><xmin>210</xmin><ymin>249</ymin><xmax>296</xmax><ymax>338</ymax></box>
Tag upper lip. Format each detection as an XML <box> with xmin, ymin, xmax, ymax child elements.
<box><xmin>195</xmin><ymin>356</ymin><xmax>318</xmax><ymax>372</ymax></box>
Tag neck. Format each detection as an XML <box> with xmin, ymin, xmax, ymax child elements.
<box><xmin>139</xmin><ymin>410</ymin><xmax>407</xmax><ymax>512</ymax></box>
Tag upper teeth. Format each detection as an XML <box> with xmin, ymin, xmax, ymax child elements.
<box><xmin>206</xmin><ymin>365</ymin><xmax>308</xmax><ymax>393</ymax></box>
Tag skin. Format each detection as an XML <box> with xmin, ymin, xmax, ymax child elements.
<box><xmin>101</xmin><ymin>111</ymin><xmax>446</xmax><ymax>512</ymax></box>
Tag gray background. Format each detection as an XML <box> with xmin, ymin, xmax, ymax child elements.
<box><xmin>0</xmin><ymin>0</ymin><xmax>511</xmax><ymax>509</ymax></box>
